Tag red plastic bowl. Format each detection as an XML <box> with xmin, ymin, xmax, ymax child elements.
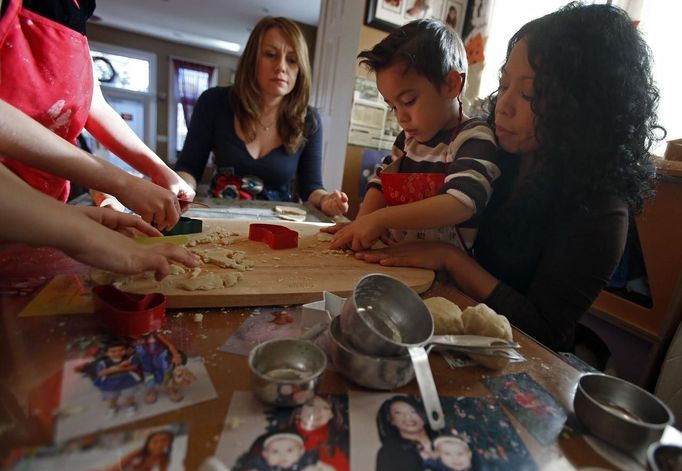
<box><xmin>380</xmin><ymin>172</ymin><xmax>445</xmax><ymax>206</ymax></box>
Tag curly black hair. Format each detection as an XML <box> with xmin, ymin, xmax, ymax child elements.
<box><xmin>358</xmin><ymin>18</ymin><xmax>467</xmax><ymax>88</ymax></box>
<box><xmin>486</xmin><ymin>2</ymin><xmax>663</xmax><ymax>215</ymax></box>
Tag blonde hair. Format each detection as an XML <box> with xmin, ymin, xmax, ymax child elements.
<box><xmin>233</xmin><ymin>17</ymin><xmax>313</xmax><ymax>154</ymax></box>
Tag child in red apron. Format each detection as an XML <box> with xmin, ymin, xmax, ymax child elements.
<box><xmin>0</xmin><ymin>0</ymin><xmax>194</xmax><ymax>229</ymax></box>
<box><xmin>329</xmin><ymin>19</ymin><xmax>499</xmax><ymax>252</ymax></box>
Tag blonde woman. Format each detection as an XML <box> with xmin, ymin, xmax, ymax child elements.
<box><xmin>176</xmin><ymin>17</ymin><xmax>348</xmax><ymax>217</ymax></box>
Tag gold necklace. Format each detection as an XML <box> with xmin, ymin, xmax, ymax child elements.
<box><xmin>258</xmin><ymin>118</ymin><xmax>276</xmax><ymax>131</ymax></box>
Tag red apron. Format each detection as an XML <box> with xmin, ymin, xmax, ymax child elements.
<box><xmin>0</xmin><ymin>0</ymin><xmax>93</xmax><ymax>202</ymax></box>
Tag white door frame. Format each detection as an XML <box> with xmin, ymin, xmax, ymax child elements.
<box><xmin>310</xmin><ymin>0</ymin><xmax>364</xmax><ymax>191</ymax></box>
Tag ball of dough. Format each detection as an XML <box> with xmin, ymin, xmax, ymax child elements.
<box><xmin>423</xmin><ymin>297</ymin><xmax>464</xmax><ymax>335</ymax></box>
<box><xmin>461</xmin><ymin>303</ymin><xmax>512</xmax><ymax>341</ymax></box>
<box><xmin>461</xmin><ymin>303</ymin><xmax>513</xmax><ymax>370</ymax></box>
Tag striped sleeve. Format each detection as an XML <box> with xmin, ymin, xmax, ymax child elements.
<box><xmin>442</xmin><ymin>123</ymin><xmax>499</xmax><ymax>216</ymax></box>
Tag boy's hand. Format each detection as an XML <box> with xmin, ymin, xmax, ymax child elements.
<box><xmin>329</xmin><ymin>213</ymin><xmax>385</xmax><ymax>251</ymax></box>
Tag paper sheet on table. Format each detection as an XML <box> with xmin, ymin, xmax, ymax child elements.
<box><xmin>301</xmin><ymin>291</ymin><xmax>345</xmax><ymax>327</ymax></box>
<box><xmin>19</xmin><ymin>274</ymin><xmax>93</xmax><ymax>317</ymax></box>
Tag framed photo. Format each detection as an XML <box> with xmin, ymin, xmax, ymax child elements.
<box><xmin>366</xmin><ymin>0</ymin><xmax>450</xmax><ymax>31</ymax></box>
<box><xmin>365</xmin><ymin>0</ymin><xmax>407</xmax><ymax>31</ymax></box>
<box><xmin>443</xmin><ymin>0</ymin><xmax>466</xmax><ymax>36</ymax></box>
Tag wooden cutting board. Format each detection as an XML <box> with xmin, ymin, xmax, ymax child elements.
<box><xmin>115</xmin><ymin>220</ymin><xmax>434</xmax><ymax>308</ymax></box>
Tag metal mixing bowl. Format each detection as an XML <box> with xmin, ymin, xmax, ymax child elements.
<box><xmin>574</xmin><ymin>373</ymin><xmax>674</xmax><ymax>460</ymax></box>
<box><xmin>328</xmin><ymin>316</ymin><xmax>415</xmax><ymax>390</ymax></box>
<box><xmin>339</xmin><ymin>273</ymin><xmax>433</xmax><ymax>357</ymax></box>
<box><xmin>248</xmin><ymin>338</ymin><xmax>326</xmax><ymax>407</ymax></box>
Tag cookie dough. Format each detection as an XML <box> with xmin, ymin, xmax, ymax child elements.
<box><xmin>461</xmin><ymin>303</ymin><xmax>513</xmax><ymax>370</ymax></box>
<box><xmin>190</xmin><ymin>247</ymin><xmax>254</xmax><ymax>271</ymax></box>
<box><xmin>178</xmin><ymin>272</ymin><xmax>242</xmax><ymax>291</ymax></box>
<box><xmin>316</xmin><ymin>232</ymin><xmax>333</xmax><ymax>242</ymax></box>
<box><xmin>424</xmin><ymin>297</ymin><xmax>464</xmax><ymax>335</ymax></box>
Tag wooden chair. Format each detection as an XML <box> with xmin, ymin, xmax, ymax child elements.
<box><xmin>582</xmin><ymin>160</ymin><xmax>682</xmax><ymax>389</ymax></box>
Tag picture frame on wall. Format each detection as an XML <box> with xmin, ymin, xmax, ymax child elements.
<box><xmin>442</xmin><ymin>0</ymin><xmax>466</xmax><ymax>36</ymax></box>
<box><xmin>366</xmin><ymin>0</ymin><xmax>453</xmax><ymax>32</ymax></box>
<box><xmin>365</xmin><ymin>0</ymin><xmax>408</xmax><ymax>31</ymax></box>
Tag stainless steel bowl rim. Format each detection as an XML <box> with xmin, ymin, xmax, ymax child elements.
<box><xmin>577</xmin><ymin>373</ymin><xmax>674</xmax><ymax>428</ymax></box>
<box><xmin>330</xmin><ymin>316</ymin><xmax>413</xmax><ymax>362</ymax></box>
<box><xmin>350</xmin><ymin>296</ymin><xmax>432</xmax><ymax>348</ymax></box>
<box><xmin>248</xmin><ymin>338</ymin><xmax>327</xmax><ymax>383</ymax></box>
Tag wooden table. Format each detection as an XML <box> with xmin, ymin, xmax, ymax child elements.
<box><xmin>0</xmin><ymin>249</ymin><xmax>616</xmax><ymax>470</ymax></box>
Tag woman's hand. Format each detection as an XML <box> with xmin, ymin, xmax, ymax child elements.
<box><xmin>355</xmin><ymin>241</ymin><xmax>461</xmax><ymax>271</ymax></box>
<box><xmin>320</xmin><ymin>221</ymin><xmax>350</xmax><ymax>234</ymax></box>
<box><xmin>319</xmin><ymin>190</ymin><xmax>349</xmax><ymax>217</ymax></box>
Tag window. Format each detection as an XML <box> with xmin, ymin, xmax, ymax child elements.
<box><xmin>90</xmin><ymin>49</ymin><xmax>151</xmax><ymax>93</ymax></box>
<box><xmin>476</xmin><ymin>1</ymin><xmax>677</xmax><ymax>157</ymax></box>
<box><xmin>87</xmin><ymin>42</ymin><xmax>157</xmax><ymax>173</ymax></box>
<box><xmin>637</xmin><ymin>1</ymin><xmax>682</xmax><ymax>156</ymax></box>
<box><xmin>168</xmin><ymin>59</ymin><xmax>218</xmax><ymax>164</ymax></box>
<box><xmin>478</xmin><ymin>1</ymin><xmax>585</xmax><ymax>100</ymax></box>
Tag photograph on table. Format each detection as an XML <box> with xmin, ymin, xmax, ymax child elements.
<box><xmin>219</xmin><ymin>307</ymin><xmax>307</xmax><ymax>356</ymax></box>
<box><xmin>216</xmin><ymin>391</ymin><xmax>350</xmax><ymax>471</ymax></box>
<box><xmin>54</xmin><ymin>332</ymin><xmax>217</xmax><ymax>442</ymax></box>
<box><xmin>350</xmin><ymin>391</ymin><xmax>537</xmax><ymax>470</ymax></box>
<box><xmin>3</xmin><ymin>423</ymin><xmax>188</xmax><ymax>471</ymax></box>
<box><xmin>483</xmin><ymin>372</ymin><xmax>567</xmax><ymax>445</ymax></box>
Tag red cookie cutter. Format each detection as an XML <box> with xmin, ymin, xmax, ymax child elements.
<box><xmin>248</xmin><ymin>223</ymin><xmax>298</xmax><ymax>249</ymax></box>
<box><xmin>92</xmin><ymin>285</ymin><xmax>166</xmax><ymax>336</ymax></box>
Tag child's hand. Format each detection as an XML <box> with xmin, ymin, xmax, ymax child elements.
<box><xmin>65</xmin><ymin>213</ymin><xmax>200</xmax><ymax>280</ymax></box>
<box><xmin>79</xmin><ymin>207</ymin><xmax>162</xmax><ymax>237</ymax></box>
<box><xmin>114</xmin><ymin>176</ymin><xmax>181</xmax><ymax>231</ymax></box>
<box><xmin>329</xmin><ymin>214</ymin><xmax>384</xmax><ymax>251</ymax></box>
<box><xmin>151</xmin><ymin>167</ymin><xmax>197</xmax><ymax>212</ymax></box>
<box><xmin>320</xmin><ymin>190</ymin><xmax>349</xmax><ymax>217</ymax></box>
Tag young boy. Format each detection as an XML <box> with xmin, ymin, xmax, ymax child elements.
<box><xmin>90</xmin><ymin>339</ymin><xmax>140</xmax><ymax>417</ymax></box>
<box><xmin>427</xmin><ymin>435</ymin><xmax>474</xmax><ymax>471</ymax></box>
<box><xmin>329</xmin><ymin>19</ymin><xmax>498</xmax><ymax>252</ymax></box>
<box><xmin>131</xmin><ymin>332</ymin><xmax>184</xmax><ymax>404</ymax></box>
<box><xmin>255</xmin><ymin>433</ymin><xmax>332</xmax><ymax>471</ymax></box>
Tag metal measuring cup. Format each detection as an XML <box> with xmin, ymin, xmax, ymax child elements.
<box><xmin>339</xmin><ymin>273</ymin><xmax>445</xmax><ymax>430</ymax></box>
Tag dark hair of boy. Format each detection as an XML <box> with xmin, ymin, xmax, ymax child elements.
<box><xmin>357</xmin><ymin>18</ymin><xmax>467</xmax><ymax>88</ymax></box>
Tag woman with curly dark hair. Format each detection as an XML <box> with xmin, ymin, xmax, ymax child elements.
<box><xmin>356</xmin><ymin>3</ymin><xmax>663</xmax><ymax>351</ymax></box>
